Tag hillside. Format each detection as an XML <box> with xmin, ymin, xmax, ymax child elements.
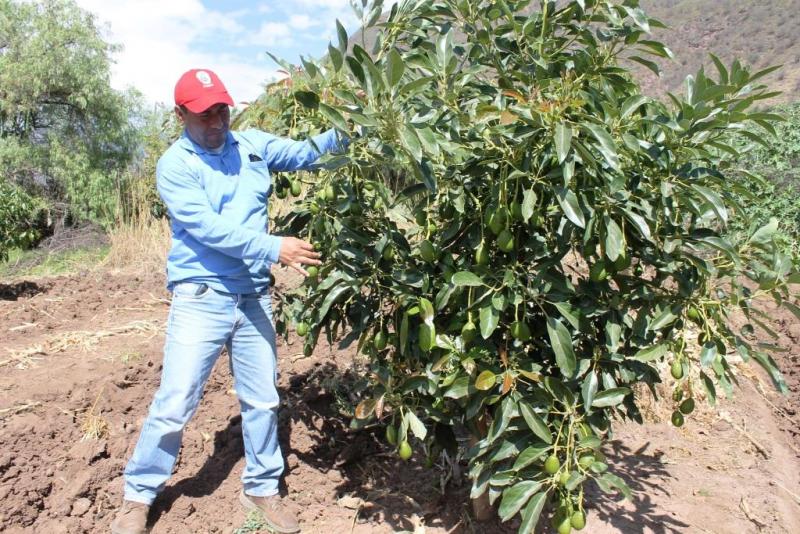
<box><xmin>639</xmin><ymin>0</ymin><xmax>800</xmax><ymax>102</ymax></box>
<box><xmin>349</xmin><ymin>0</ymin><xmax>800</xmax><ymax>103</ymax></box>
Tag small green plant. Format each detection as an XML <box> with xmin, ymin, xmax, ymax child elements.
<box><xmin>233</xmin><ymin>511</ymin><xmax>268</xmax><ymax>534</ymax></box>
<box><xmin>0</xmin><ymin>245</ymin><xmax>109</xmax><ymax>278</ymax></box>
<box><xmin>120</xmin><ymin>351</ymin><xmax>144</xmax><ymax>365</ymax></box>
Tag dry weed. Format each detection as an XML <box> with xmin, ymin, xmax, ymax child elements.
<box><xmin>104</xmin><ymin>216</ymin><xmax>171</xmax><ymax>272</ymax></box>
<box><xmin>1</xmin><ymin>319</ymin><xmax>164</xmax><ymax>369</ymax></box>
<box><xmin>80</xmin><ymin>386</ymin><xmax>109</xmax><ymax>441</ymax></box>
<box><xmin>0</xmin><ymin>401</ymin><xmax>42</xmax><ymax>420</ymax></box>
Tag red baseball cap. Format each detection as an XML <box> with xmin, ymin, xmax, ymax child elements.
<box><xmin>174</xmin><ymin>69</ymin><xmax>234</xmax><ymax>113</ymax></box>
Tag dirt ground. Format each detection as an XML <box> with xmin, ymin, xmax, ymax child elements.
<box><xmin>0</xmin><ymin>268</ymin><xmax>799</xmax><ymax>534</ymax></box>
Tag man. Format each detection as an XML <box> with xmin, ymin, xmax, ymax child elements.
<box><xmin>111</xmin><ymin>68</ymin><xmax>346</xmax><ymax>534</ymax></box>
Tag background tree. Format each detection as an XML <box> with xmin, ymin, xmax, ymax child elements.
<box><xmin>0</xmin><ymin>0</ymin><xmax>141</xmax><ymax>234</ymax></box>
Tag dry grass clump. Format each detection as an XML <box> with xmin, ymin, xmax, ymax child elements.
<box><xmin>80</xmin><ymin>386</ymin><xmax>109</xmax><ymax>441</ymax></box>
<box><xmin>104</xmin><ymin>216</ymin><xmax>171</xmax><ymax>273</ymax></box>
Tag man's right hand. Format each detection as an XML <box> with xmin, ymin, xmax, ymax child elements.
<box><xmin>278</xmin><ymin>237</ymin><xmax>321</xmax><ymax>276</ymax></box>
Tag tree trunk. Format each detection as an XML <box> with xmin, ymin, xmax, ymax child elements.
<box><xmin>469</xmin><ymin>414</ymin><xmax>493</xmax><ymax>522</ymax></box>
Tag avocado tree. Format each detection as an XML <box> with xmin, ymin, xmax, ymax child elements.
<box><xmin>244</xmin><ymin>1</ymin><xmax>797</xmax><ymax>531</ymax></box>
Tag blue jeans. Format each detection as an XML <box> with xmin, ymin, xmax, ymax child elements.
<box><xmin>123</xmin><ymin>282</ymin><xmax>282</xmax><ymax>504</ymax></box>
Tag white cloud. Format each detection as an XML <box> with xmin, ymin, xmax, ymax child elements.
<box><xmin>246</xmin><ymin>22</ymin><xmax>293</xmax><ymax>48</ymax></box>
<box><xmin>288</xmin><ymin>15</ymin><xmax>318</xmax><ymax>30</ymax></box>
<box><xmin>294</xmin><ymin>0</ymin><xmax>352</xmax><ymax>8</ymax></box>
<box><xmin>76</xmin><ymin>0</ymin><xmax>281</xmax><ymax>106</ymax></box>
<box><xmin>73</xmin><ymin>0</ymin><xmax>389</xmax><ymax>106</ymax></box>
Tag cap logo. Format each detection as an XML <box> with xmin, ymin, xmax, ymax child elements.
<box><xmin>195</xmin><ymin>71</ymin><xmax>213</xmax><ymax>87</ymax></box>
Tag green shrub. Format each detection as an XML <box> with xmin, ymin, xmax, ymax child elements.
<box><xmin>729</xmin><ymin>102</ymin><xmax>800</xmax><ymax>259</ymax></box>
<box><xmin>0</xmin><ymin>180</ymin><xmax>46</xmax><ymax>262</ymax></box>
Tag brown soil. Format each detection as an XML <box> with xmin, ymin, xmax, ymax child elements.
<box><xmin>0</xmin><ymin>268</ymin><xmax>799</xmax><ymax>533</ymax></box>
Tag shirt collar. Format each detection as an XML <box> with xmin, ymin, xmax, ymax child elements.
<box><xmin>179</xmin><ymin>131</ymin><xmax>238</xmax><ymax>155</ymax></box>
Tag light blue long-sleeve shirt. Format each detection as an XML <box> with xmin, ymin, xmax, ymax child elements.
<box><xmin>156</xmin><ymin>128</ymin><xmax>344</xmax><ymax>293</ymax></box>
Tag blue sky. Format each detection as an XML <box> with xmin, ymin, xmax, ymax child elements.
<box><xmin>75</xmin><ymin>0</ymin><xmax>364</xmax><ymax>107</ymax></box>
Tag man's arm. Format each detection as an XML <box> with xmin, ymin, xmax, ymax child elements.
<box><xmin>260</xmin><ymin>129</ymin><xmax>347</xmax><ymax>172</ymax></box>
<box><xmin>157</xmin><ymin>157</ymin><xmax>282</xmax><ymax>262</ymax></box>
<box><xmin>157</xmin><ymin>157</ymin><xmax>321</xmax><ymax>274</ymax></box>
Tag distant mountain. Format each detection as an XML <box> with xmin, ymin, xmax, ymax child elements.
<box><xmin>349</xmin><ymin>0</ymin><xmax>799</xmax><ymax>103</ymax></box>
<box><xmin>638</xmin><ymin>0</ymin><xmax>799</xmax><ymax>102</ymax></box>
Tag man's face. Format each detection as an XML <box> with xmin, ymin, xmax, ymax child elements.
<box><xmin>176</xmin><ymin>103</ymin><xmax>230</xmax><ymax>150</ymax></box>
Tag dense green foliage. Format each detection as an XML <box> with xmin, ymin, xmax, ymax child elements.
<box><xmin>729</xmin><ymin>102</ymin><xmax>800</xmax><ymax>258</ymax></box>
<box><xmin>245</xmin><ymin>1</ymin><xmax>799</xmax><ymax>530</ymax></box>
<box><xmin>0</xmin><ymin>180</ymin><xmax>45</xmax><ymax>261</ymax></box>
<box><xmin>0</xmin><ymin>0</ymin><xmax>142</xmax><ymax>240</ymax></box>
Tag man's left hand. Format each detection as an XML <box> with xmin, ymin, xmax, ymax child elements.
<box><xmin>278</xmin><ymin>237</ymin><xmax>321</xmax><ymax>276</ymax></box>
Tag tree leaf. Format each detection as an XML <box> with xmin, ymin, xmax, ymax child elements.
<box><xmin>521</xmin><ymin>189</ymin><xmax>537</xmax><ymax>223</ymax></box>
<box><xmin>436</xmin><ymin>30</ymin><xmax>454</xmax><ymax>73</ymax></box>
<box><xmin>518</xmin><ymin>400</ymin><xmax>553</xmax><ymax>444</ymax></box>
<box><xmin>400</xmin><ymin>124</ymin><xmax>423</xmax><ymax>161</ymax></box>
<box><xmin>650</xmin><ymin>307</ymin><xmax>678</xmax><ymax>331</ymax></box>
<box><xmin>591</xmin><ymin>387</ymin><xmax>631</xmax><ymax>407</ymax></box>
<box><xmin>385</xmin><ymin>48</ymin><xmax>405</xmax><ymax>87</ymax></box>
<box><xmin>604</xmin><ymin>319</ymin><xmax>621</xmax><ymax>352</ymax></box>
<box><xmin>620</xmin><ymin>95</ymin><xmax>648</xmax><ymax>118</ymax></box>
<box><xmin>553</xmin><ymin>301</ymin><xmax>580</xmax><ymax>330</ymax></box>
<box><xmin>418</xmin><ymin>297</ymin><xmax>435</xmax><ymax>322</ymax></box>
<box><xmin>416</xmin><ymin>126</ymin><xmax>440</xmax><ymax>157</ymax></box>
<box><xmin>623</xmin><ymin>208</ymin><xmax>653</xmax><ymax>242</ymax></box>
<box><xmin>293</xmin><ymin>90</ymin><xmax>319</xmax><ymax>109</ymax></box>
<box><xmin>748</xmin><ymin>217</ymin><xmax>778</xmax><ymax>246</ymax></box>
<box><xmin>700</xmin><ymin>371</ymin><xmax>717</xmax><ymax>406</ymax></box>
<box><xmin>512</xmin><ymin>445</ymin><xmax>550</xmax><ymax>471</ymax></box>
<box><xmin>319</xmin><ymin>284</ymin><xmax>352</xmax><ymax>319</ymax></box>
<box><xmin>628</xmin><ymin>55</ymin><xmax>661</xmax><ymax>76</ymax></box>
<box><xmin>581</xmin><ymin>371</ymin><xmax>598</xmax><ymax>409</ymax></box>
<box><xmin>328</xmin><ymin>44</ymin><xmax>343</xmax><ymax>72</ymax></box>
<box><xmin>690</xmin><ymin>184</ymin><xmax>728</xmax><ymax>225</ymax></box>
<box><xmin>475</xmin><ymin>370</ymin><xmax>497</xmax><ymax>391</ymax></box>
<box><xmin>498</xmin><ymin>481</ymin><xmax>542</xmax><ymax>522</ymax></box>
<box><xmin>405</xmin><ymin>410</ymin><xmax>428</xmax><ymax>440</ymax></box>
<box><xmin>596</xmin><ymin>473</ymin><xmax>632</xmax><ymax>500</ymax></box>
<box><xmin>444</xmin><ymin>376</ymin><xmax>472</xmax><ymax>399</ymax></box>
<box><xmin>400</xmin><ymin>311</ymin><xmax>409</xmax><ymax>356</ymax></box>
<box><xmin>632</xmin><ymin>343</ymin><xmax>668</xmax><ymax>362</ymax></box>
<box><xmin>784</xmin><ymin>302</ymin><xmax>800</xmax><ymax>322</ymax></box>
<box><xmin>555</xmin><ymin>187</ymin><xmax>586</xmax><ymax>228</ymax></box>
<box><xmin>354</xmin><ymin>398</ymin><xmax>376</xmax><ymax>419</ymax></box>
<box><xmin>699</xmin><ymin>341</ymin><xmax>717</xmax><ymax>367</ymax></box>
<box><xmin>452</xmin><ymin>271</ymin><xmax>484</xmax><ymax>287</ymax></box>
<box><xmin>518</xmin><ymin>491</ymin><xmax>549</xmax><ymax>534</ymax></box>
<box><xmin>554</xmin><ymin>123</ymin><xmax>572</xmax><ymax>164</ymax></box>
<box><xmin>584</xmin><ymin>123</ymin><xmax>621</xmax><ymax>172</ymax></box>
<box><xmin>336</xmin><ymin>18</ymin><xmax>348</xmax><ymax>52</ymax></box>
<box><xmin>604</xmin><ymin>216</ymin><xmax>624</xmax><ymax>262</ymax></box>
<box><xmin>480</xmin><ymin>304</ymin><xmax>500</xmax><ymax>339</ymax></box>
<box><xmin>547</xmin><ymin>317</ymin><xmax>577</xmax><ymax>378</ymax></box>
<box><xmin>623</xmin><ymin>6</ymin><xmax>650</xmax><ymax>32</ymax></box>
<box><xmin>419</xmin><ymin>323</ymin><xmax>436</xmax><ymax>352</ymax></box>
<box><xmin>317</xmin><ymin>102</ymin><xmax>349</xmax><ymax>133</ymax></box>
<box><xmin>752</xmin><ymin>351</ymin><xmax>789</xmax><ymax>394</ymax></box>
